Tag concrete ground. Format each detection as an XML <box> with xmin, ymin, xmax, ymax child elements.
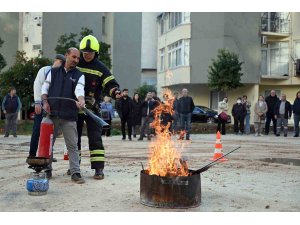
<box><xmin>0</xmin><ymin>133</ymin><xmax>299</xmax><ymax>212</ymax></box>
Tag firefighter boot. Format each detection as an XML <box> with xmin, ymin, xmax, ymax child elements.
<box><xmin>93</xmin><ymin>169</ymin><xmax>104</xmax><ymax>180</ymax></box>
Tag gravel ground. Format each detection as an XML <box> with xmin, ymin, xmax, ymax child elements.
<box><xmin>0</xmin><ymin>133</ymin><xmax>299</xmax><ymax>212</ymax></box>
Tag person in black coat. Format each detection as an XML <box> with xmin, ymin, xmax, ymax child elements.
<box><xmin>231</xmin><ymin>97</ymin><xmax>247</xmax><ymax>134</ymax></box>
<box><xmin>293</xmin><ymin>91</ymin><xmax>300</xmax><ymax>137</ymax></box>
<box><xmin>115</xmin><ymin>89</ymin><xmax>134</xmax><ymax>141</ymax></box>
<box><xmin>131</xmin><ymin>92</ymin><xmax>142</xmax><ymax>138</ymax></box>
<box><xmin>264</xmin><ymin>90</ymin><xmax>279</xmax><ymax>135</ymax></box>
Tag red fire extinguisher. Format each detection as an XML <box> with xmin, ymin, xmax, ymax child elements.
<box><xmin>37</xmin><ymin>117</ymin><xmax>54</xmax><ymax>158</ymax></box>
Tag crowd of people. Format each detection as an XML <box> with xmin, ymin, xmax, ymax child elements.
<box><xmin>217</xmin><ymin>90</ymin><xmax>300</xmax><ymax>137</ymax></box>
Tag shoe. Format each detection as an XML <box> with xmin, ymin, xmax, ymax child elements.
<box><xmin>4</xmin><ymin>133</ymin><xmax>9</xmax><ymax>137</ymax></box>
<box><xmin>259</xmin><ymin>133</ymin><xmax>264</xmax><ymax>136</ymax></box>
<box><xmin>255</xmin><ymin>133</ymin><xmax>258</xmax><ymax>137</ymax></box>
<box><xmin>129</xmin><ymin>137</ymin><xmax>132</xmax><ymax>141</ymax></box>
<box><xmin>66</xmin><ymin>169</ymin><xmax>71</xmax><ymax>175</ymax></box>
<box><xmin>133</xmin><ymin>134</ymin><xmax>136</xmax><ymax>138</ymax></box>
<box><xmin>52</xmin><ymin>158</ymin><xmax>57</xmax><ymax>162</ymax></box>
<box><xmin>293</xmin><ymin>134</ymin><xmax>299</xmax><ymax>137</ymax></box>
<box><xmin>13</xmin><ymin>134</ymin><xmax>17</xmax><ymax>137</ymax></box>
<box><xmin>93</xmin><ymin>169</ymin><xmax>104</xmax><ymax>180</ymax></box>
<box><xmin>276</xmin><ymin>134</ymin><xmax>280</xmax><ymax>137</ymax></box>
<box><xmin>122</xmin><ymin>137</ymin><xmax>125</xmax><ymax>141</ymax></box>
<box><xmin>45</xmin><ymin>170</ymin><xmax>52</xmax><ymax>179</ymax></box>
<box><xmin>71</xmin><ymin>173</ymin><xmax>85</xmax><ymax>184</ymax></box>
<box><xmin>284</xmin><ymin>134</ymin><xmax>287</xmax><ymax>137</ymax></box>
<box><xmin>147</xmin><ymin>136</ymin><xmax>151</xmax><ymax>141</ymax></box>
<box><xmin>265</xmin><ymin>132</ymin><xmax>269</xmax><ymax>135</ymax></box>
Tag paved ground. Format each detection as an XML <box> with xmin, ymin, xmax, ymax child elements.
<box><xmin>0</xmin><ymin>133</ymin><xmax>299</xmax><ymax>212</ymax></box>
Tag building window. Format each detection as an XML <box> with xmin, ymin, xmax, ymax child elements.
<box><xmin>210</xmin><ymin>91</ymin><xmax>226</xmax><ymax>111</ymax></box>
<box><xmin>261</xmin><ymin>42</ymin><xmax>289</xmax><ymax>75</ymax></box>
<box><xmin>102</xmin><ymin>16</ymin><xmax>106</xmax><ymax>35</ymax></box>
<box><xmin>159</xmin><ymin>48</ymin><xmax>165</xmax><ymax>72</ymax></box>
<box><xmin>169</xmin><ymin>12</ymin><xmax>183</xmax><ymax>29</ymax></box>
<box><xmin>159</xmin><ymin>12</ymin><xmax>190</xmax><ymax>35</ymax></box>
<box><xmin>261</xmin><ymin>12</ymin><xmax>290</xmax><ymax>34</ymax></box>
<box><xmin>294</xmin><ymin>40</ymin><xmax>300</xmax><ymax>59</ymax></box>
<box><xmin>167</xmin><ymin>39</ymin><xmax>190</xmax><ymax>69</ymax></box>
<box><xmin>32</xmin><ymin>44</ymin><xmax>41</xmax><ymax>51</ymax></box>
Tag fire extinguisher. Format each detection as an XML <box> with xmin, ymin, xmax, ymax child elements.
<box><xmin>37</xmin><ymin>116</ymin><xmax>54</xmax><ymax>158</ymax></box>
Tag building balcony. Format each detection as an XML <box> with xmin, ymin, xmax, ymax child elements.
<box><xmin>260</xmin><ymin>12</ymin><xmax>291</xmax><ymax>37</ymax></box>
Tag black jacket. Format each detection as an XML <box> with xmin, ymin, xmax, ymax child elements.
<box><xmin>177</xmin><ymin>96</ymin><xmax>195</xmax><ymax>114</ymax></box>
<box><xmin>2</xmin><ymin>94</ymin><xmax>20</xmax><ymax>113</ymax></box>
<box><xmin>140</xmin><ymin>99</ymin><xmax>158</xmax><ymax>117</ymax></box>
<box><xmin>265</xmin><ymin>95</ymin><xmax>279</xmax><ymax>116</ymax></box>
<box><xmin>231</xmin><ymin>103</ymin><xmax>247</xmax><ymax>119</ymax></box>
<box><xmin>77</xmin><ymin>57</ymin><xmax>119</xmax><ymax>102</ymax></box>
<box><xmin>293</xmin><ymin>98</ymin><xmax>300</xmax><ymax>115</ymax></box>
<box><xmin>274</xmin><ymin>100</ymin><xmax>292</xmax><ymax>119</ymax></box>
<box><xmin>132</xmin><ymin>99</ymin><xmax>142</xmax><ymax>126</ymax></box>
<box><xmin>115</xmin><ymin>97</ymin><xmax>134</xmax><ymax>120</ymax></box>
<box><xmin>48</xmin><ymin>66</ymin><xmax>82</xmax><ymax>121</ymax></box>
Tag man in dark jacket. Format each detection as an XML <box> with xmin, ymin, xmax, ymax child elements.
<box><xmin>1</xmin><ymin>87</ymin><xmax>22</xmax><ymax>137</ymax></box>
<box><xmin>231</xmin><ymin>97</ymin><xmax>247</xmax><ymax>135</ymax></box>
<box><xmin>116</xmin><ymin>89</ymin><xmax>134</xmax><ymax>141</ymax></box>
<box><xmin>138</xmin><ymin>92</ymin><xmax>158</xmax><ymax>141</ymax></box>
<box><xmin>274</xmin><ymin>94</ymin><xmax>292</xmax><ymax>137</ymax></box>
<box><xmin>293</xmin><ymin>91</ymin><xmax>300</xmax><ymax>137</ymax></box>
<box><xmin>265</xmin><ymin>90</ymin><xmax>279</xmax><ymax>135</ymax></box>
<box><xmin>177</xmin><ymin>88</ymin><xmax>195</xmax><ymax>140</ymax></box>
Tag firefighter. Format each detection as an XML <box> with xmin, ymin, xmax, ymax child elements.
<box><xmin>73</xmin><ymin>35</ymin><xmax>120</xmax><ymax>180</ymax></box>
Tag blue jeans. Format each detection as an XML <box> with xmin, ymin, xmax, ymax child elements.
<box><xmin>294</xmin><ymin>114</ymin><xmax>300</xmax><ymax>136</ymax></box>
<box><xmin>179</xmin><ymin>113</ymin><xmax>192</xmax><ymax>138</ymax></box>
<box><xmin>29</xmin><ymin>113</ymin><xmax>43</xmax><ymax>157</ymax></box>
<box><xmin>245</xmin><ymin>113</ymin><xmax>250</xmax><ymax>134</ymax></box>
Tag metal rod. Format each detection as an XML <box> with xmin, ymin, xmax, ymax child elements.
<box><xmin>192</xmin><ymin>146</ymin><xmax>241</xmax><ymax>175</ymax></box>
<box><xmin>141</xmin><ymin>162</ymin><xmax>145</xmax><ymax>172</ymax></box>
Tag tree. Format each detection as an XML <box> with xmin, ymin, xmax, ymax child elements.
<box><xmin>55</xmin><ymin>27</ymin><xmax>112</xmax><ymax>69</ymax></box>
<box><xmin>0</xmin><ymin>51</ymin><xmax>51</xmax><ymax>119</ymax></box>
<box><xmin>134</xmin><ymin>83</ymin><xmax>156</xmax><ymax>100</ymax></box>
<box><xmin>0</xmin><ymin>37</ymin><xmax>7</xmax><ymax>73</ymax></box>
<box><xmin>208</xmin><ymin>48</ymin><xmax>244</xmax><ymax>92</ymax></box>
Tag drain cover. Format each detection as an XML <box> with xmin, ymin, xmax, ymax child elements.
<box><xmin>260</xmin><ymin>158</ymin><xmax>300</xmax><ymax>166</ymax></box>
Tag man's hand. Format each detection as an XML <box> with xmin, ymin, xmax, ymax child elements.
<box><xmin>3</xmin><ymin>110</ymin><xmax>6</xmax><ymax>114</ymax></box>
<box><xmin>274</xmin><ymin>115</ymin><xmax>277</xmax><ymax>119</ymax></box>
<box><xmin>76</xmin><ymin>96</ymin><xmax>85</xmax><ymax>109</ymax></box>
<box><xmin>43</xmin><ymin>101</ymin><xmax>50</xmax><ymax>113</ymax></box>
<box><xmin>35</xmin><ymin>104</ymin><xmax>42</xmax><ymax>114</ymax></box>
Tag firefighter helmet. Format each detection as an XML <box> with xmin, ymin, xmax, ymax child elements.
<box><xmin>79</xmin><ymin>35</ymin><xmax>100</xmax><ymax>53</ymax></box>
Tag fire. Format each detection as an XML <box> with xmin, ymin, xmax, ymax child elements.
<box><xmin>147</xmin><ymin>89</ymin><xmax>189</xmax><ymax>177</ymax></box>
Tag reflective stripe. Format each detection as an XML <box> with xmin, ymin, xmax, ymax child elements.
<box><xmin>102</xmin><ymin>75</ymin><xmax>115</xmax><ymax>88</ymax></box>
<box><xmin>90</xmin><ymin>150</ymin><xmax>105</xmax><ymax>155</ymax></box>
<box><xmin>45</xmin><ymin>80</ymin><xmax>51</xmax><ymax>84</ymax></box>
<box><xmin>77</xmin><ymin>67</ymin><xmax>103</xmax><ymax>77</ymax></box>
<box><xmin>91</xmin><ymin>157</ymin><xmax>105</xmax><ymax>162</ymax></box>
<box><xmin>78</xmin><ymin>82</ymin><xmax>85</xmax><ymax>87</ymax></box>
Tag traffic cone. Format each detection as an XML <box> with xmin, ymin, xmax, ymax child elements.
<box><xmin>210</xmin><ymin>131</ymin><xmax>228</xmax><ymax>161</ymax></box>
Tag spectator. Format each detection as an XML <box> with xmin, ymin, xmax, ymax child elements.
<box><xmin>138</xmin><ymin>92</ymin><xmax>157</xmax><ymax>141</ymax></box>
<box><xmin>101</xmin><ymin>96</ymin><xmax>114</xmax><ymax>137</ymax></box>
<box><xmin>131</xmin><ymin>92</ymin><xmax>142</xmax><ymax>138</ymax></box>
<box><xmin>242</xmin><ymin>95</ymin><xmax>251</xmax><ymax>134</ymax></box>
<box><xmin>161</xmin><ymin>94</ymin><xmax>173</xmax><ymax>133</ymax></box>
<box><xmin>293</xmin><ymin>91</ymin><xmax>300</xmax><ymax>137</ymax></box>
<box><xmin>274</xmin><ymin>94</ymin><xmax>292</xmax><ymax>137</ymax></box>
<box><xmin>151</xmin><ymin>90</ymin><xmax>161</xmax><ymax>102</ymax></box>
<box><xmin>217</xmin><ymin>97</ymin><xmax>228</xmax><ymax>135</ymax></box>
<box><xmin>172</xmin><ymin>91</ymin><xmax>180</xmax><ymax>133</ymax></box>
<box><xmin>177</xmin><ymin>88</ymin><xmax>195</xmax><ymax>140</ymax></box>
<box><xmin>231</xmin><ymin>97</ymin><xmax>247</xmax><ymax>135</ymax></box>
<box><xmin>1</xmin><ymin>87</ymin><xmax>22</xmax><ymax>137</ymax></box>
<box><xmin>265</xmin><ymin>90</ymin><xmax>279</xmax><ymax>135</ymax></box>
<box><xmin>254</xmin><ymin>95</ymin><xmax>268</xmax><ymax>136</ymax></box>
<box><xmin>115</xmin><ymin>88</ymin><xmax>134</xmax><ymax>141</ymax></box>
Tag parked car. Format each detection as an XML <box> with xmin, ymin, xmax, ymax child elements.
<box><xmin>191</xmin><ymin>105</ymin><xmax>231</xmax><ymax>124</ymax></box>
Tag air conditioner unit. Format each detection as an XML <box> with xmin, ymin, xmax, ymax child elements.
<box><xmin>261</xmin><ymin>36</ymin><xmax>267</xmax><ymax>44</ymax></box>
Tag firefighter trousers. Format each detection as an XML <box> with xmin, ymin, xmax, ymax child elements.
<box><xmin>77</xmin><ymin>112</ymin><xmax>105</xmax><ymax>170</ymax></box>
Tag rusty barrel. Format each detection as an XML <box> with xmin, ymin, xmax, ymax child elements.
<box><xmin>140</xmin><ymin>170</ymin><xmax>201</xmax><ymax>208</ymax></box>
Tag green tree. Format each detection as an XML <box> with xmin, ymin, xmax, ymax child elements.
<box><xmin>134</xmin><ymin>83</ymin><xmax>156</xmax><ymax>100</ymax></box>
<box><xmin>55</xmin><ymin>27</ymin><xmax>112</xmax><ymax>69</ymax></box>
<box><xmin>0</xmin><ymin>51</ymin><xmax>51</xmax><ymax>119</ymax></box>
<box><xmin>0</xmin><ymin>37</ymin><xmax>7</xmax><ymax>73</ymax></box>
<box><xmin>208</xmin><ymin>48</ymin><xmax>244</xmax><ymax>92</ymax></box>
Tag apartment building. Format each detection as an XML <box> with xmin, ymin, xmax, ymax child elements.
<box><xmin>157</xmin><ymin>12</ymin><xmax>300</xmax><ymax>122</ymax></box>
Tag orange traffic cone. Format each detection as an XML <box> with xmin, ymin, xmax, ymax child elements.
<box><xmin>210</xmin><ymin>131</ymin><xmax>228</xmax><ymax>161</ymax></box>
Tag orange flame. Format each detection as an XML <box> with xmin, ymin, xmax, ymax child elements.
<box><xmin>147</xmin><ymin>88</ymin><xmax>189</xmax><ymax>177</ymax></box>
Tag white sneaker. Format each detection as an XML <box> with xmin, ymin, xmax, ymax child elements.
<box><xmin>259</xmin><ymin>133</ymin><xmax>264</xmax><ymax>136</ymax></box>
<box><xmin>255</xmin><ymin>133</ymin><xmax>258</xmax><ymax>137</ymax></box>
